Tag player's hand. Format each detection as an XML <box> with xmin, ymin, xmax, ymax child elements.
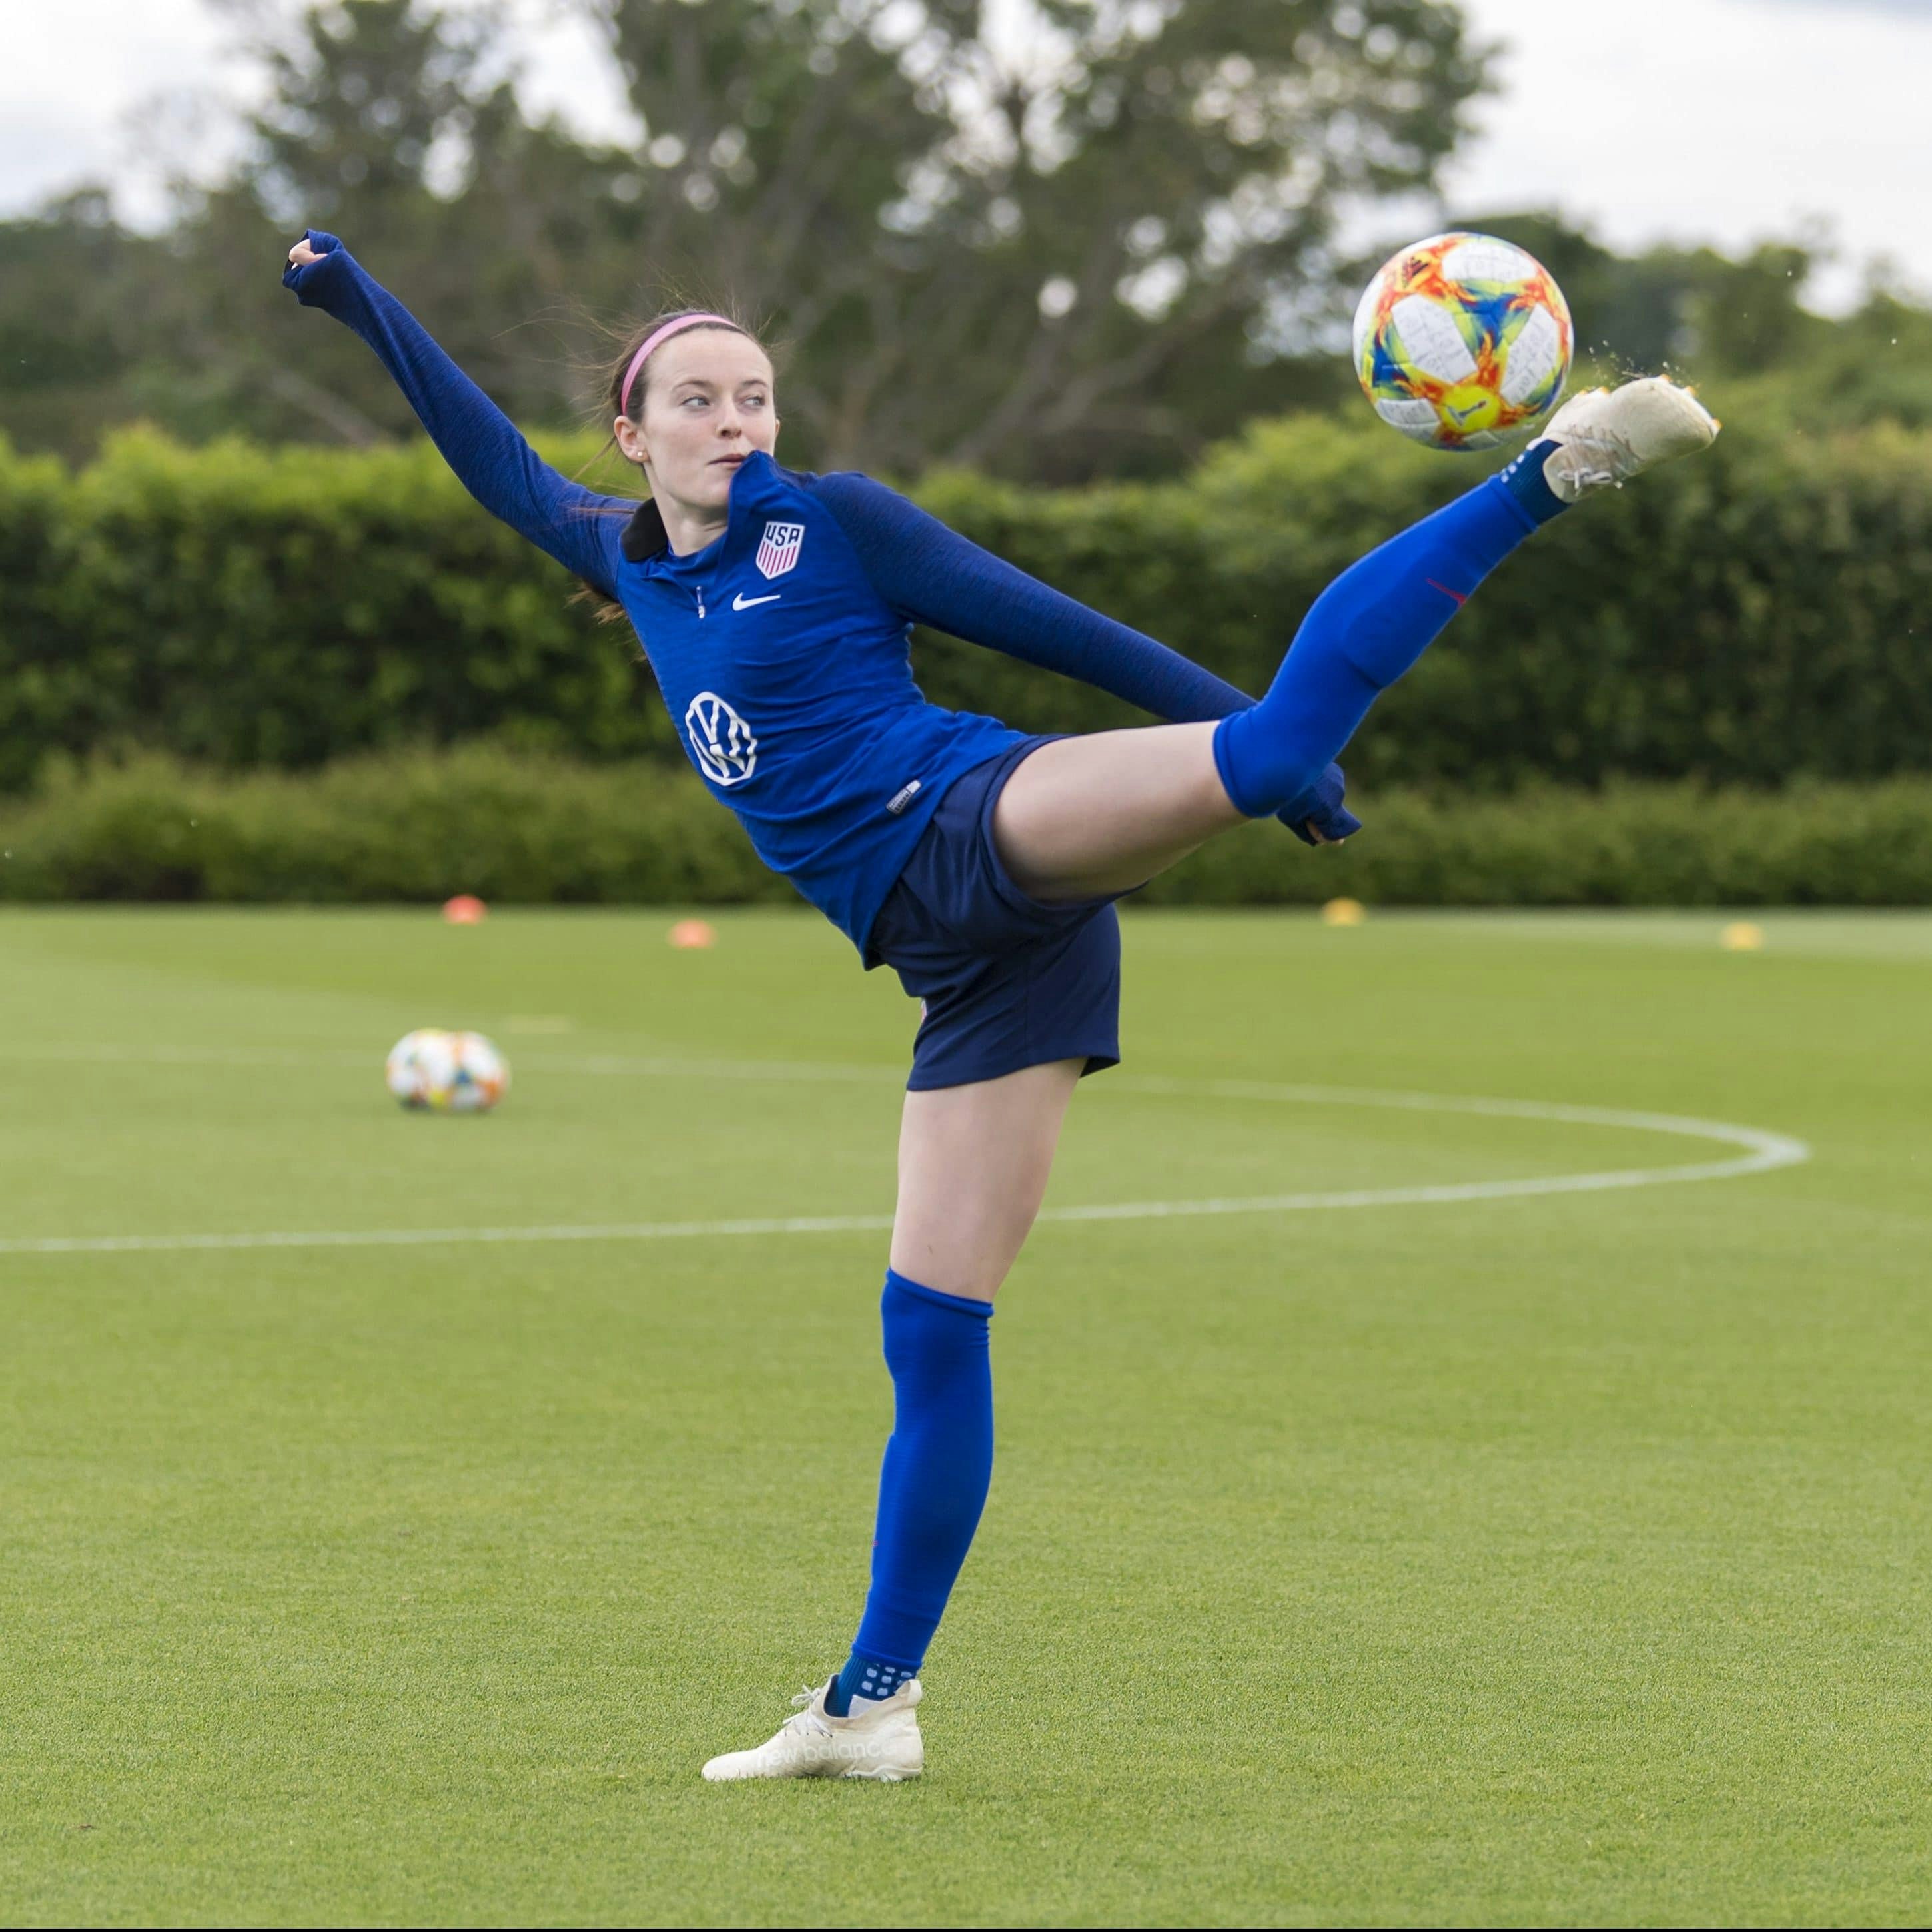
<box><xmin>282</xmin><ymin>231</ymin><xmax>349</xmax><ymax>304</ymax></box>
<box><xmin>1280</xmin><ymin>762</ymin><xmax>1361</xmax><ymax>846</ymax></box>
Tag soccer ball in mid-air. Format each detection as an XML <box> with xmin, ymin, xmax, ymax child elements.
<box><xmin>384</xmin><ymin>1029</ymin><xmax>510</xmax><ymax>1112</ymax></box>
<box><xmin>1352</xmin><ymin>231</ymin><xmax>1574</xmax><ymax>451</ymax></box>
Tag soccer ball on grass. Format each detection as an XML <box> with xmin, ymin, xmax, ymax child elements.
<box><xmin>1352</xmin><ymin>231</ymin><xmax>1573</xmax><ymax>451</ymax></box>
<box><xmin>384</xmin><ymin>1029</ymin><xmax>510</xmax><ymax>1113</ymax></box>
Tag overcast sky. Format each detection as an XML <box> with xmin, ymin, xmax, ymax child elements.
<box><xmin>4</xmin><ymin>0</ymin><xmax>1929</xmax><ymax>307</ymax></box>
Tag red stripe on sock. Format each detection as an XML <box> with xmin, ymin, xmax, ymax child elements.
<box><xmin>1426</xmin><ymin>578</ymin><xmax>1470</xmax><ymax>606</ymax></box>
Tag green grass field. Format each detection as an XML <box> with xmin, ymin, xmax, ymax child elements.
<box><xmin>3</xmin><ymin>906</ymin><xmax>1929</xmax><ymax>1927</ymax></box>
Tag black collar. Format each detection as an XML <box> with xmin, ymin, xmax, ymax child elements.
<box><xmin>620</xmin><ymin>500</ymin><xmax>670</xmax><ymax>563</ymax></box>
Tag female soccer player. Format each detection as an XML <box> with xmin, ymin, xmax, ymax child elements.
<box><xmin>285</xmin><ymin>230</ymin><xmax>1715</xmax><ymax>1781</ymax></box>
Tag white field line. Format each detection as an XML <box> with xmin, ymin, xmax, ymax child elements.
<box><xmin>0</xmin><ymin>1048</ymin><xmax>1810</xmax><ymax>1258</ymax></box>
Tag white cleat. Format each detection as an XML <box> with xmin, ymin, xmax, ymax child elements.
<box><xmin>1538</xmin><ymin>374</ymin><xmax>1720</xmax><ymax>503</ymax></box>
<box><xmin>700</xmin><ymin>1680</ymin><xmax>925</xmax><ymax>1783</ymax></box>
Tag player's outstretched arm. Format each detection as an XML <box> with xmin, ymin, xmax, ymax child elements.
<box><xmin>810</xmin><ymin>472</ymin><xmax>1358</xmax><ymax>843</ymax></box>
<box><xmin>282</xmin><ymin>231</ymin><xmax>626</xmax><ymax>598</ymax></box>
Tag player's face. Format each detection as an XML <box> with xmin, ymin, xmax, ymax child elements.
<box><xmin>616</xmin><ymin>333</ymin><xmax>778</xmax><ymax>514</ymax></box>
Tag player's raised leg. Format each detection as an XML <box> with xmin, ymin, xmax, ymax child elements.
<box><xmin>996</xmin><ymin>376</ymin><xmax>1718</xmax><ymax>903</ymax></box>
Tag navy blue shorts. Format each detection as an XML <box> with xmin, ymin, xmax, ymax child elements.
<box><xmin>866</xmin><ymin>736</ymin><xmax>1123</xmax><ymax>1092</ymax></box>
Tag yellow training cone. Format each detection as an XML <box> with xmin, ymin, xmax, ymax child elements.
<box><xmin>1720</xmin><ymin>921</ymin><xmax>1765</xmax><ymax>952</ymax></box>
<box><xmin>1322</xmin><ymin>898</ymin><xmax>1366</xmax><ymax>927</ymax></box>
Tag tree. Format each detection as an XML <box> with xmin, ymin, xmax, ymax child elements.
<box><xmin>4</xmin><ymin>1</ymin><xmax>1486</xmax><ymax>474</ymax></box>
<box><xmin>15</xmin><ymin>5</ymin><xmax>1930</xmax><ymax>474</ymax></box>
<box><xmin>0</xmin><ymin>3</ymin><xmax>658</xmax><ymax>455</ymax></box>
<box><xmin>0</xmin><ymin>192</ymin><xmax>173</xmax><ymax>462</ymax></box>
<box><xmin>172</xmin><ymin>0</ymin><xmax>640</xmax><ymax>444</ymax></box>
<box><xmin>582</xmin><ymin>0</ymin><xmax>1488</xmax><ymax>476</ymax></box>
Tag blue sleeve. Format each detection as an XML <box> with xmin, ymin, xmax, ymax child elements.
<box><xmin>809</xmin><ymin>471</ymin><xmax>1255</xmax><ymax>724</ymax></box>
<box><xmin>282</xmin><ymin>231</ymin><xmax>626</xmax><ymax>598</ymax></box>
<box><xmin>810</xmin><ymin>471</ymin><xmax>1358</xmax><ymax>842</ymax></box>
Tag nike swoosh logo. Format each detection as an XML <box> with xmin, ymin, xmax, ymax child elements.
<box><xmin>732</xmin><ymin>592</ymin><xmax>782</xmax><ymax>611</ymax></box>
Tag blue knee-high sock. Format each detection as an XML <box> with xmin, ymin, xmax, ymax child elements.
<box><xmin>1212</xmin><ymin>454</ymin><xmax>1561</xmax><ymax>819</ymax></box>
<box><xmin>825</xmin><ymin>1271</ymin><xmax>993</xmax><ymax>1714</ymax></box>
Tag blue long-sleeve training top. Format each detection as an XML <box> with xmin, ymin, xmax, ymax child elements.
<box><xmin>284</xmin><ymin>235</ymin><xmax>1333</xmax><ymax>955</ymax></box>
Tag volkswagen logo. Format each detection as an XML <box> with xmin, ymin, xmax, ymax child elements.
<box><xmin>684</xmin><ymin>691</ymin><xmax>759</xmax><ymax>787</ymax></box>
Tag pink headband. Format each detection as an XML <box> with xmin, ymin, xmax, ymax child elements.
<box><xmin>620</xmin><ymin>313</ymin><xmax>742</xmax><ymax>415</ymax></box>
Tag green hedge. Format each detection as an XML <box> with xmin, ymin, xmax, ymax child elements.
<box><xmin>0</xmin><ymin>432</ymin><xmax>676</xmax><ymax>792</ymax></box>
<box><xmin>3</xmin><ymin>748</ymin><xmax>1927</xmax><ymax>907</ymax></box>
<box><xmin>2</xmin><ymin>413</ymin><xmax>1931</xmax><ymax>795</ymax></box>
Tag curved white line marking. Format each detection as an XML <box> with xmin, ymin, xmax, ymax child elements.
<box><xmin>0</xmin><ymin>1053</ymin><xmax>1809</xmax><ymax>1258</ymax></box>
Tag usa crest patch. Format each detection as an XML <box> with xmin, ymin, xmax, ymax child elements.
<box><xmin>754</xmin><ymin>520</ymin><xmax>805</xmax><ymax>579</ymax></box>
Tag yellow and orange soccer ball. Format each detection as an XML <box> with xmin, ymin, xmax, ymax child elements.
<box><xmin>1353</xmin><ymin>231</ymin><xmax>1574</xmax><ymax>452</ymax></box>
